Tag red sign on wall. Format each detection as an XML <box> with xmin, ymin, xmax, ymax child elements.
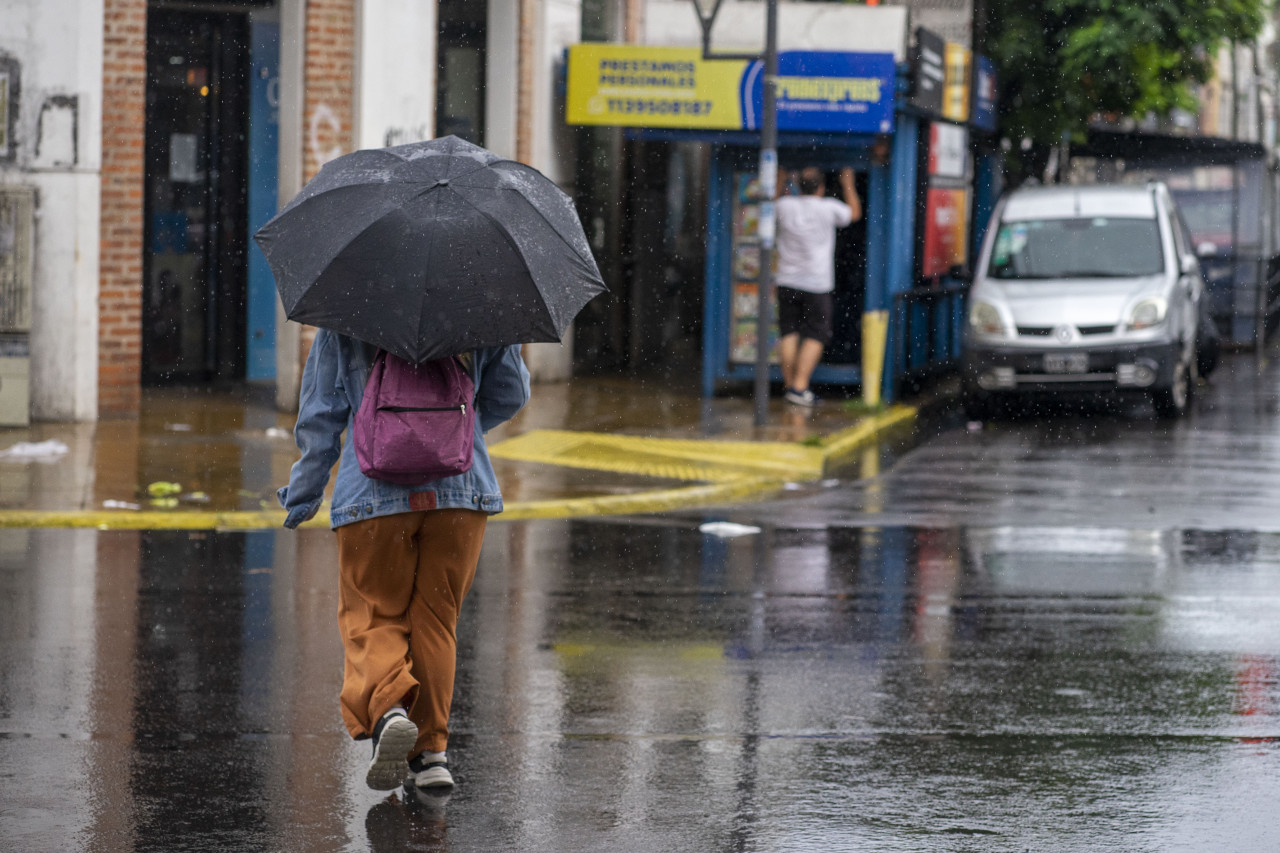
<box><xmin>921</xmin><ymin>187</ymin><xmax>969</xmax><ymax>278</ymax></box>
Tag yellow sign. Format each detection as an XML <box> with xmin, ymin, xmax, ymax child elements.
<box><xmin>566</xmin><ymin>44</ymin><xmax>748</xmax><ymax>130</ymax></box>
<box><xmin>942</xmin><ymin>43</ymin><xmax>971</xmax><ymax>123</ymax></box>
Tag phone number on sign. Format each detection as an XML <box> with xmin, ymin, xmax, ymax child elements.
<box><xmin>607</xmin><ymin>98</ymin><xmax>714</xmax><ymax>116</ymax></box>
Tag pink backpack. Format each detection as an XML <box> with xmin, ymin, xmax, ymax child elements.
<box><xmin>353</xmin><ymin>351</ymin><xmax>476</xmax><ymax>485</ymax></box>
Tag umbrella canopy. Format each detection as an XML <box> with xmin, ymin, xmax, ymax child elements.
<box><xmin>254</xmin><ymin>136</ymin><xmax>606</xmax><ymax>363</ymax></box>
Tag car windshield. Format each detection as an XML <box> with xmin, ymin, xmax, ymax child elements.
<box><xmin>987</xmin><ymin>217</ymin><xmax>1165</xmax><ymax>280</ymax></box>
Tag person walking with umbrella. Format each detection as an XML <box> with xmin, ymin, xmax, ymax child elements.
<box><xmin>262</xmin><ymin>137</ymin><xmax>604</xmax><ymax>791</ymax></box>
<box><xmin>278</xmin><ymin>333</ymin><xmax>529</xmax><ymax>790</ymax></box>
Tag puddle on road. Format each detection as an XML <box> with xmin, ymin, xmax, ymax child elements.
<box><xmin>3</xmin><ymin>519</ymin><xmax>1280</xmax><ymax>851</ymax></box>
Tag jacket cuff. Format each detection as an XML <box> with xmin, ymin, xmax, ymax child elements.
<box><xmin>279</xmin><ymin>488</ymin><xmax>323</xmax><ymax>529</ymax></box>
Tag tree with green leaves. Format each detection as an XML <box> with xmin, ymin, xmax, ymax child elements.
<box><xmin>984</xmin><ymin>0</ymin><xmax>1267</xmax><ymax>179</ymax></box>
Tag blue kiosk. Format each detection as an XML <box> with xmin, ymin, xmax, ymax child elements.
<box><xmin>566</xmin><ymin>42</ymin><xmax>976</xmax><ymax>402</ymax></box>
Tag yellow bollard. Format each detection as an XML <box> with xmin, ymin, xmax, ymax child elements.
<box><xmin>861</xmin><ymin>309</ymin><xmax>889</xmax><ymax>407</ymax></box>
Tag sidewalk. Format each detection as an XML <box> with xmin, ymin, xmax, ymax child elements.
<box><xmin>0</xmin><ymin>375</ymin><xmax>923</xmax><ymax>529</ymax></box>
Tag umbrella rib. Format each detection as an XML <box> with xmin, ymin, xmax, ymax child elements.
<box><xmin>285</xmin><ymin>205</ymin><xmax>418</xmax><ymax>317</ymax></box>
<box><xmin>441</xmin><ymin>191</ymin><xmax>556</xmax><ymax>329</ymax></box>
<box><xmin>453</xmin><ymin>187</ymin><xmax>598</xmax><ymax>270</ymax></box>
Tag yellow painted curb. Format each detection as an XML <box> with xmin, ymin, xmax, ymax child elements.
<box><xmin>0</xmin><ymin>477</ymin><xmax>782</xmax><ymax>530</ymax></box>
<box><xmin>0</xmin><ymin>404</ymin><xmax>915</xmax><ymax>529</ymax></box>
<box><xmin>498</xmin><ymin>476</ymin><xmax>782</xmax><ymax>520</ymax></box>
<box><xmin>489</xmin><ymin>430</ymin><xmax>824</xmax><ymax>481</ymax></box>
<box><xmin>818</xmin><ymin>404</ymin><xmax>917</xmax><ymax>474</ymax></box>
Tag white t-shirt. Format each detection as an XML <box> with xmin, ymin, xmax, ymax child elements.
<box><xmin>775</xmin><ymin>194</ymin><xmax>854</xmax><ymax>293</ymax></box>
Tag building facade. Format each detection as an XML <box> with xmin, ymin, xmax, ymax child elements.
<box><xmin>0</xmin><ymin>0</ymin><xmax>585</xmax><ymax>422</ymax></box>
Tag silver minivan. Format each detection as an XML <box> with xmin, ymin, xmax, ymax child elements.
<box><xmin>963</xmin><ymin>182</ymin><xmax>1202</xmax><ymax>418</ymax></box>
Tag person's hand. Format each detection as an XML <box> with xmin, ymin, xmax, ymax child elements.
<box><xmin>839</xmin><ymin>167</ymin><xmax>862</xmax><ymax>221</ymax></box>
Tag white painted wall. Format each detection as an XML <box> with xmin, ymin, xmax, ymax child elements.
<box><xmin>0</xmin><ymin>0</ymin><xmax>102</xmax><ymax>421</ymax></box>
<box><xmin>521</xmin><ymin>0</ymin><xmax>582</xmax><ymax>382</ymax></box>
<box><xmin>275</xmin><ymin>0</ymin><xmax>307</xmax><ymax>411</ymax></box>
<box><xmin>485</xmin><ymin>0</ymin><xmax>519</xmax><ymax>160</ymax></box>
<box><xmin>356</xmin><ymin>0</ymin><xmax>438</xmax><ymax>150</ymax></box>
<box><xmin>643</xmin><ymin>0</ymin><xmax>910</xmax><ymax>61</ymax></box>
<box><xmin>531</xmin><ymin>0</ymin><xmax>582</xmax><ymax>186</ymax></box>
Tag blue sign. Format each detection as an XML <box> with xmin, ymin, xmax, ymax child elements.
<box><xmin>741</xmin><ymin>51</ymin><xmax>896</xmax><ymax>134</ymax></box>
<box><xmin>972</xmin><ymin>54</ymin><xmax>998</xmax><ymax>133</ymax></box>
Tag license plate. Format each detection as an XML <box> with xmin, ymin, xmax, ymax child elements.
<box><xmin>1043</xmin><ymin>353</ymin><xmax>1088</xmax><ymax>373</ymax></box>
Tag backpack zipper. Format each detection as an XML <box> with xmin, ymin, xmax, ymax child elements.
<box><xmin>382</xmin><ymin>404</ymin><xmax>466</xmax><ymax>414</ymax></box>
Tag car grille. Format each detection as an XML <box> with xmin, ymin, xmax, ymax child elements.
<box><xmin>1015</xmin><ymin>324</ymin><xmax>1115</xmax><ymax>338</ymax></box>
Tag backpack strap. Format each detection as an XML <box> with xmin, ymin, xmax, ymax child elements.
<box><xmin>455</xmin><ymin>351</ymin><xmax>479</xmax><ymax>402</ymax></box>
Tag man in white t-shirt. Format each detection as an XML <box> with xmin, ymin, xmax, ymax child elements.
<box><xmin>775</xmin><ymin>167</ymin><xmax>861</xmax><ymax>407</ymax></box>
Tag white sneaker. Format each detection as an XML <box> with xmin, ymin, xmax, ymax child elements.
<box><xmin>409</xmin><ymin>751</ymin><xmax>455</xmax><ymax>788</ymax></box>
<box><xmin>366</xmin><ymin>709</ymin><xmax>418</xmax><ymax>791</ymax></box>
<box><xmin>784</xmin><ymin>387</ymin><xmax>819</xmax><ymax>407</ymax></box>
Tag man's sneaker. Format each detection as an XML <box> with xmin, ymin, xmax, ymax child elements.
<box><xmin>784</xmin><ymin>387</ymin><xmax>819</xmax><ymax>407</ymax></box>
<box><xmin>366</xmin><ymin>709</ymin><xmax>418</xmax><ymax>791</ymax></box>
<box><xmin>408</xmin><ymin>751</ymin><xmax>455</xmax><ymax>789</ymax></box>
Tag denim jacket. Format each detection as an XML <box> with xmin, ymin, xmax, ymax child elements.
<box><xmin>277</xmin><ymin>329</ymin><xmax>531</xmax><ymax>529</ymax></box>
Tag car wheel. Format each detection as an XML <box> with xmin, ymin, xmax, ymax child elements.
<box><xmin>1152</xmin><ymin>359</ymin><xmax>1192</xmax><ymax>419</ymax></box>
<box><xmin>1196</xmin><ymin>330</ymin><xmax>1220</xmax><ymax>378</ymax></box>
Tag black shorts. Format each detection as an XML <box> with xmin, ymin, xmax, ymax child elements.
<box><xmin>777</xmin><ymin>287</ymin><xmax>833</xmax><ymax>346</ymax></box>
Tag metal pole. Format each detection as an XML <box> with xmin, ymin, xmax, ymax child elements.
<box><xmin>754</xmin><ymin>0</ymin><xmax>779</xmax><ymax>427</ymax></box>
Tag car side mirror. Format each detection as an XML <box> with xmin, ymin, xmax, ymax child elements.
<box><xmin>1180</xmin><ymin>254</ymin><xmax>1200</xmax><ymax>275</ymax></box>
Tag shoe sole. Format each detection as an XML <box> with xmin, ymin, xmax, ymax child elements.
<box><xmin>413</xmin><ymin>766</ymin><xmax>455</xmax><ymax>789</ymax></box>
<box><xmin>366</xmin><ymin>716</ymin><xmax>418</xmax><ymax>791</ymax></box>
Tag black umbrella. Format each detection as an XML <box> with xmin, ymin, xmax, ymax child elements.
<box><xmin>253</xmin><ymin>136</ymin><xmax>606</xmax><ymax>363</ymax></box>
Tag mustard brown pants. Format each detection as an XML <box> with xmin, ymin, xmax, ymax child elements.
<box><xmin>334</xmin><ymin>509</ymin><xmax>487</xmax><ymax>756</ymax></box>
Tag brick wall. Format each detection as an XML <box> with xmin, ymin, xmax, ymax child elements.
<box><xmin>99</xmin><ymin>0</ymin><xmax>146</xmax><ymax>417</ymax></box>
<box><xmin>299</xmin><ymin>0</ymin><xmax>357</xmax><ymax>366</ymax></box>
<box><xmin>517</xmin><ymin>0</ymin><xmax>536</xmax><ymax>164</ymax></box>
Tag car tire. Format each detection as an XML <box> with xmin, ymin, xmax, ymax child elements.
<box><xmin>1196</xmin><ymin>329</ymin><xmax>1220</xmax><ymax>379</ymax></box>
<box><xmin>1152</xmin><ymin>359</ymin><xmax>1192</xmax><ymax>419</ymax></box>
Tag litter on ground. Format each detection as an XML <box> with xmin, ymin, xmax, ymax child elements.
<box><xmin>0</xmin><ymin>440</ymin><xmax>69</xmax><ymax>461</ymax></box>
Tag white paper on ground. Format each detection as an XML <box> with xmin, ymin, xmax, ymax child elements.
<box><xmin>699</xmin><ymin>521</ymin><xmax>762</xmax><ymax>538</ymax></box>
<box><xmin>0</xmin><ymin>439</ymin><xmax>69</xmax><ymax>461</ymax></box>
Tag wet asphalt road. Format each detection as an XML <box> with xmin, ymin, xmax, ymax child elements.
<box><xmin>4</xmin><ymin>353</ymin><xmax>1280</xmax><ymax>851</ymax></box>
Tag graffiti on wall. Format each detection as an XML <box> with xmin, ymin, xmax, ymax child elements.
<box><xmin>384</xmin><ymin>124</ymin><xmax>431</xmax><ymax>148</ymax></box>
<box><xmin>34</xmin><ymin>95</ymin><xmax>77</xmax><ymax>168</ymax></box>
<box><xmin>309</xmin><ymin>102</ymin><xmax>343</xmax><ymax>169</ymax></box>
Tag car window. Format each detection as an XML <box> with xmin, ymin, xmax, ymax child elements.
<box><xmin>1163</xmin><ymin>197</ymin><xmax>1191</xmax><ymax>259</ymax></box>
<box><xmin>988</xmin><ymin>216</ymin><xmax>1165</xmax><ymax>280</ymax></box>
<box><xmin>1171</xmin><ymin>204</ymin><xmax>1197</xmax><ymax>258</ymax></box>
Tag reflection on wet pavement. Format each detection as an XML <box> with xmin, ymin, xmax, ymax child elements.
<box><xmin>0</xmin><ymin>378</ymin><xmax>893</xmax><ymax>518</ymax></box>
<box><xmin>3</xmin><ymin>516</ymin><xmax>1278</xmax><ymax>851</ymax></box>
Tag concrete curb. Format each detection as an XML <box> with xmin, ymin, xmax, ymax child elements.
<box><xmin>0</xmin><ymin>404</ymin><xmax>917</xmax><ymax>530</ymax></box>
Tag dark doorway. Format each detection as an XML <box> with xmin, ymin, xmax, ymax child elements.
<box><xmin>828</xmin><ymin>170</ymin><xmax>869</xmax><ymax>366</ymax></box>
<box><xmin>436</xmin><ymin>0</ymin><xmax>487</xmax><ymax>144</ymax></box>
<box><xmin>143</xmin><ymin>8</ymin><xmax>251</xmax><ymax>383</ymax></box>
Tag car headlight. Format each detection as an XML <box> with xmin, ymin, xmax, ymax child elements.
<box><xmin>969</xmin><ymin>300</ymin><xmax>1006</xmax><ymax>337</ymax></box>
<box><xmin>1127</xmin><ymin>297</ymin><xmax>1167</xmax><ymax>330</ymax></box>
